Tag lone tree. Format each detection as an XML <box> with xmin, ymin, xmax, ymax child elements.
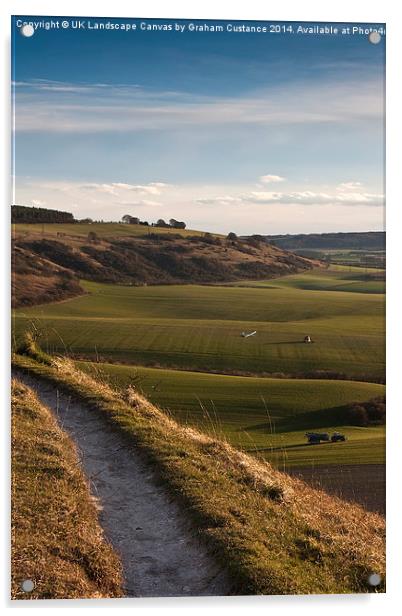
<box><xmin>227</xmin><ymin>232</ymin><xmax>237</xmax><ymax>240</ymax></box>
<box><xmin>156</xmin><ymin>218</ymin><xmax>169</xmax><ymax>228</ymax></box>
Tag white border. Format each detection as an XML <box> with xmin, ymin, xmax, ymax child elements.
<box><xmin>2</xmin><ymin>1</ymin><xmax>401</xmax><ymax>614</ymax></box>
<box><xmin>0</xmin><ymin>0</ymin><xmax>393</xmax><ymax>22</ymax></box>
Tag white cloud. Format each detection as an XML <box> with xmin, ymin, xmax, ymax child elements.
<box><xmin>13</xmin><ymin>77</ymin><xmax>383</xmax><ymax>133</ymax></box>
<box><xmin>81</xmin><ymin>183</ymin><xmax>122</xmax><ymax>195</ymax></box>
<box><xmin>259</xmin><ymin>174</ymin><xmax>286</xmax><ymax>184</ymax></box>
<box><xmin>117</xmin><ymin>200</ymin><xmax>162</xmax><ymax>208</ymax></box>
<box><xmin>337</xmin><ymin>181</ymin><xmax>363</xmax><ymax>191</ymax></box>
<box><xmin>79</xmin><ymin>182</ymin><xmax>170</xmax><ymax>196</ymax></box>
<box><xmin>195</xmin><ymin>175</ymin><xmax>383</xmax><ymax>208</ymax></box>
<box><xmin>12</xmin><ymin>79</ymin><xmax>142</xmax><ymax>94</ymax></box>
<box><xmin>129</xmin><ymin>184</ymin><xmax>165</xmax><ymax>195</ymax></box>
<box><xmin>244</xmin><ymin>190</ymin><xmax>383</xmax><ymax>206</ymax></box>
<box><xmin>196</xmin><ymin>195</ymin><xmax>242</xmax><ymax>206</ymax></box>
<box><xmin>13</xmin><ymin>80</ymin><xmax>94</xmax><ymax>94</ymax></box>
<box><xmin>14</xmin><ymin>176</ymin><xmax>385</xmax><ymax>234</ymax></box>
<box><xmin>196</xmin><ymin>189</ymin><xmax>384</xmax><ymax>207</ymax></box>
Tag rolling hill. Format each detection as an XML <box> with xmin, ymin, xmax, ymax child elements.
<box><xmin>12</xmin><ymin>222</ymin><xmax>318</xmax><ymax>307</ymax></box>
<box><xmin>76</xmin><ymin>360</ymin><xmax>385</xmax><ymax>468</ymax></box>
<box><xmin>13</xmin><ymin>272</ymin><xmax>385</xmax><ymax>380</ymax></box>
<box><xmin>264</xmin><ymin>231</ymin><xmax>385</xmax><ymax>251</ymax></box>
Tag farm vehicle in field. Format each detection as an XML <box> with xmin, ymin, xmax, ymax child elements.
<box><xmin>305</xmin><ymin>432</ymin><xmax>330</xmax><ymax>444</ymax></box>
<box><xmin>305</xmin><ymin>432</ymin><xmax>347</xmax><ymax>444</ymax></box>
<box><xmin>330</xmin><ymin>432</ymin><xmax>347</xmax><ymax>442</ymax></box>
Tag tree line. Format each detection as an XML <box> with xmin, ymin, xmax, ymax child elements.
<box><xmin>11</xmin><ymin>206</ymin><xmax>188</xmax><ymax>230</ymax></box>
<box><xmin>12</xmin><ymin>205</ymin><xmax>75</xmax><ymax>224</ymax></box>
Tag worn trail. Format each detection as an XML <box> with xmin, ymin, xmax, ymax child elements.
<box><xmin>14</xmin><ymin>371</ymin><xmax>231</xmax><ymax>597</ymax></box>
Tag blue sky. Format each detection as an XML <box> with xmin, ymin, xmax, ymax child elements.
<box><xmin>12</xmin><ymin>16</ymin><xmax>385</xmax><ymax>233</ymax></box>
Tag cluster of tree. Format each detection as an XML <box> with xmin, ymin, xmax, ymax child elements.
<box><xmin>121</xmin><ymin>215</ymin><xmax>150</xmax><ymax>226</ymax></box>
<box><xmin>12</xmin><ymin>205</ymin><xmax>75</xmax><ymax>224</ymax></box>
<box><xmin>122</xmin><ymin>215</ymin><xmax>186</xmax><ymax>229</ymax></box>
<box><xmin>79</xmin><ymin>218</ymin><xmax>120</xmax><ymax>224</ymax></box>
<box><xmin>346</xmin><ymin>397</ymin><xmax>385</xmax><ymax>427</ymax></box>
<box><xmin>226</xmin><ymin>232</ymin><xmax>265</xmax><ymax>246</ymax></box>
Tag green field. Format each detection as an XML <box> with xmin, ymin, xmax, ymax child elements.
<box><xmin>12</xmin><ymin>222</ymin><xmax>213</xmax><ymax>239</ymax></box>
<box><xmin>76</xmin><ymin>360</ymin><xmax>385</xmax><ymax>468</ymax></box>
<box><xmin>13</xmin><ymin>265</ymin><xmax>385</xmax><ymax>470</ymax></box>
<box><xmin>13</xmin><ymin>268</ymin><xmax>385</xmax><ymax>379</ymax></box>
<box><xmin>291</xmin><ymin>248</ymin><xmax>385</xmax><ymax>269</ymax></box>
<box><xmin>228</xmin><ymin>266</ymin><xmax>385</xmax><ymax>294</ymax></box>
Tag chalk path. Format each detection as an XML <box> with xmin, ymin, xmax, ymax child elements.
<box><xmin>14</xmin><ymin>371</ymin><xmax>231</xmax><ymax>597</ymax></box>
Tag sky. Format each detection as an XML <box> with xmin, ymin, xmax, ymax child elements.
<box><xmin>12</xmin><ymin>16</ymin><xmax>385</xmax><ymax>234</ymax></box>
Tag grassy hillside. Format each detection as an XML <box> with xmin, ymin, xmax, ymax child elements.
<box><xmin>13</xmin><ymin>222</ymin><xmax>208</xmax><ymax>239</ymax></box>
<box><xmin>13</xmin><ymin>273</ymin><xmax>385</xmax><ymax>379</ymax></box>
<box><xmin>12</xmin><ymin>243</ymin><xmax>85</xmax><ymax>308</ymax></box>
<box><xmin>12</xmin><ymin>223</ymin><xmax>316</xmax><ymax>307</ymax></box>
<box><xmin>12</xmin><ymin>346</ymin><xmax>385</xmax><ymax>595</ymax></box>
<box><xmin>229</xmin><ymin>266</ymin><xmax>385</xmax><ymax>294</ymax></box>
<box><xmin>77</xmin><ymin>360</ymin><xmax>385</xmax><ymax>467</ymax></box>
<box><xmin>11</xmin><ymin>379</ymin><xmax>123</xmax><ymax>600</ymax></box>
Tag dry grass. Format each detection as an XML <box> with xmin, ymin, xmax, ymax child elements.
<box><xmin>11</xmin><ymin>379</ymin><xmax>123</xmax><ymax>600</ymax></box>
<box><xmin>12</xmin><ymin>343</ymin><xmax>386</xmax><ymax>595</ymax></box>
<box><xmin>12</xmin><ymin>243</ymin><xmax>84</xmax><ymax>308</ymax></box>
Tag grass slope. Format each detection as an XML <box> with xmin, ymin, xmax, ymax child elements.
<box><xmin>11</xmin><ymin>379</ymin><xmax>123</xmax><ymax>600</ymax></box>
<box><xmin>12</xmin><ymin>345</ymin><xmax>385</xmax><ymax>595</ymax></box>
<box><xmin>12</xmin><ymin>243</ymin><xmax>85</xmax><ymax>308</ymax></box>
<box><xmin>13</xmin><ymin>222</ymin><xmax>209</xmax><ymax>239</ymax></box>
<box><xmin>13</xmin><ymin>224</ymin><xmax>315</xmax><ymax>307</ymax></box>
<box><xmin>13</xmin><ymin>274</ymin><xmax>385</xmax><ymax>379</ymax></box>
<box><xmin>229</xmin><ymin>267</ymin><xmax>385</xmax><ymax>294</ymax></box>
<box><xmin>77</xmin><ymin>361</ymin><xmax>385</xmax><ymax>467</ymax></box>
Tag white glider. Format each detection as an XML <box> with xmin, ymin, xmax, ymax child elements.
<box><xmin>241</xmin><ymin>330</ymin><xmax>257</xmax><ymax>338</ymax></box>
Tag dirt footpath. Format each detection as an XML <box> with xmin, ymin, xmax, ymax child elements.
<box><xmin>287</xmin><ymin>464</ymin><xmax>385</xmax><ymax>515</ymax></box>
<box><xmin>14</xmin><ymin>371</ymin><xmax>231</xmax><ymax>598</ymax></box>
